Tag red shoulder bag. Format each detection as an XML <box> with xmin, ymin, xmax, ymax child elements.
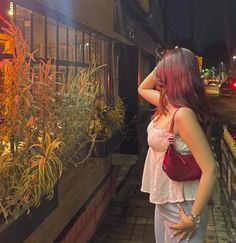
<box><xmin>162</xmin><ymin>109</ymin><xmax>202</xmax><ymax>181</ymax></box>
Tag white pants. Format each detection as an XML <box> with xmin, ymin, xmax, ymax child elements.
<box><xmin>154</xmin><ymin>201</ymin><xmax>208</xmax><ymax>243</ymax></box>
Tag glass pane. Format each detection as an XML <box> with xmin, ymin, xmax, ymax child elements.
<box><xmin>95</xmin><ymin>38</ymin><xmax>101</xmax><ymax>64</ymax></box>
<box><xmin>47</xmin><ymin>18</ymin><xmax>57</xmax><ymax>59</ymax></box>
<box><xmin>77</xmin><ymin>31</ymin><xmax>83</xmax><ymax>62</ymax></box>
<box><xmin>84</xmin><ymin>33</ymin><xmax>90</xmax><ymax>63</ymax></box>
<box><xmin>16</xmin><ymin>5</ymin><xmax>31</xmax><ymax>53</ymax></box>
<box><xmin>59</xmin><ymin>23</ymin><xmax>67</xmax><ymax>60</ymax></box>
<box><xmin>90</xmin><ymin>35</ymin><xmax>95</xmax><ymax>64</ymax></box>
<box><xmin>33</xmin><ymin>13</ymin><xmax>45</xmax><ymax>58</ymax></box>
<box><xmin>68</xmin><ymin>66</ymin><xmax>76</xmax><ymax>81</ymax></box>
<box><xmin>68</xmin><ymin>27</ymin><xmax>75</xmax><ymax>62</ymax></box>
<box><xmin>57</xmin><ymin>66</ymin><xmax>67</xmax><ymax>83</ymax></box>
<box><xmin>101</xmin><ymin>40</ymin><xmax>106</xmax><ymax>64</ymax></box>
<box><xmin>32</xmin><ymin>64</ymin><xmax>41</xmax><ymax>95</ymax></box>
<box><xmin>104</xmin><ymin>41</ymin><xmax>108</xmax><ymax>65</ymax></box>
<box><xmin>98</xmin><ymin>68</ymin><xmax>105</xmax><ymax>95</ymax></box>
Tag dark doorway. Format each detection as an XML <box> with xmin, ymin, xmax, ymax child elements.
<box><xmin>118</xmin><ymin>44</ymin><xmax>138</xmax><ymax>154</ymax></box>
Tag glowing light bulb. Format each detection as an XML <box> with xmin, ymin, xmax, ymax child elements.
<box><xmin>8</xmin><ymin>2</ymin><xmax>14</xmax><ymax>16</ymax></box>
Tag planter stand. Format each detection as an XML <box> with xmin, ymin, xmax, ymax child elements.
<box><xmin>91</xmin><ymin>132</ymin><xmax>124</xmax><ymax>157</ymax></box>
<box><xmin>0</xmin><ymin>186</ymin><xmax>58</xmax><ymax>243</ymax></box>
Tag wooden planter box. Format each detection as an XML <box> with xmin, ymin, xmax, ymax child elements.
<box><xmin>91</xmin><ymin>131</ymin><xmax>124</xmax><ymax>157</ymax></box>
<box><xmin>0</xmin><ymin>186</ymin><xmax>58</xmax><ymax>243</ymax></box>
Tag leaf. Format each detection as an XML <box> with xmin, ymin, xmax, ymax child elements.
<box><xmin>26</xmin><ymin>116</ymin><xmax>38</xmax><ymax>127</ymax></box>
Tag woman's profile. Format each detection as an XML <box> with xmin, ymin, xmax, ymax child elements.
<box><xmin>138</xmin><ymin>47</ymin><xmax>217</xmax><ymax>242</ymax></box>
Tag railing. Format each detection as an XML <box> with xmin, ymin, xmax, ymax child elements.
<box><xmin>214</xmin><ymin>127</ymin><xmax>236</xmax><ymax>239</ymax></box>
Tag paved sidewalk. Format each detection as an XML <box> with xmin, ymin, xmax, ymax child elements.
<box><xmin>90</xmin><ymin>123</ymin><xmax>230</xmax><ymax>243</ymax></box>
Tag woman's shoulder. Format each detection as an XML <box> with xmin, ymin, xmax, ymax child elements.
<box><xmin>175</xmin><ymin>107</ymin><xmax>199</xmax><ymax>129</ymax></box>
<box><xmin>175</xmin><ymin>107</ymin><xmax>197</xmax><ymax>120</ymax></box>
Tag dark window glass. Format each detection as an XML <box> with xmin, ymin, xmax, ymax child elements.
<box><xmin>58</xmin><ymin>66</ymin><xmax>67</xmax><ymax>83</ymax></box>
<box><xmin>16</xmin><ymin>5</ymin><xmax>31</xmax><ymax>53</ymax></box>
<box><xmin>59</xmin><ymin>23</ymin><xmax>67</xmax><ymax>60</ymax></box>
<box><xmin>33</xmin><ymin>12</ymin><xmax>45</xmax><ymax>58</ymax></box>
<box><xmin>68</xmin><ymin>27</ymin><xmax>75</xmax><ymax>62</ymax></box>
<box><xmin>101</xmin><ymin>40</ymin><xmax>108</xmax><ymax>64</ymax></box>
<box><xmin>90</xmin><ymin>35</ymin><xmax>95</xmax><ymax>64</ymax></box>
<box><xmin>47</xmin><ymin>18</ymin><xmax>57</xmax><ymax>59</ymax></box>
<box><xmin>95</xmin><ymin>38</ymin><xmax>101</xmax><ymax>64</ymax></box>
<box><xmin>104</xmin><ymin>41</ymin><xmax>108</xmax><ymax>65</ymax></box>
<box><xmin>77</xmin><ymin>31</ymin><xmax>83</xmax><ymax>62</ymax></box>
<box><xmin>68</xmin><ymin>66</ymin><xmax>76</xmax><ymax>81</ymax></box>
<box><xmin>84</xmin><ymin>33</ymin><xmax>90</xmax><ymax>63</ymax></box>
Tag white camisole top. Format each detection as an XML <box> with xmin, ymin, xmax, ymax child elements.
<box><xmin>141</xmin><ymin>120</ymin><xmax>199</xmax><ymax>204</ymax></box>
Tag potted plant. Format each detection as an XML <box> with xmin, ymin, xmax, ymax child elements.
<box><xmin>88</xmin><ymin>96</ymin><xmax>126</xmax><ymax>157</ymax></box>
<box><xmin>0</xmin><ymin>16</ymin><xmax>118</xmax><ymax>242</ymax></box>
<box><xmin>0</xmin><ymin>17</ymin><xmax>64</xmax><ymax>242</ymax></box>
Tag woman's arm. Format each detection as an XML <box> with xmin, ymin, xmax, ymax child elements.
<box><xmin>170</xmin><ymin>107</ymin><xmax>217</xmax><ymax>241</ymax></box>
<box><xmin>175</xmin><ymin>107</ymin><xmax>217</xmax><ymax>216</ymax></box>
<box><xmin>138</xmin><ymin>69</ymin><xmax>160</xmax><ymax>106</ymax></box>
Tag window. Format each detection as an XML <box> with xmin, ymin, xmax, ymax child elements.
<box><xmin>77</xmin><ymin>31</ymin><xmax>83</xmax><ymax>63</ymax></box>
<box><xmin>16</xmin><ymin>5</ymin><xmax>31</xmax><ymax>53</ymax></box>
<box><xmin>104</xmin><ymin>41</ymin><xmax>108</xmax><ymax>65</ymax></box>
<box><xmin>47</xmin><ymin>18</ymin><xmax>57</xmax><ymax>59</ymax></box>
<box><xmin>33</xmin><ymin>13</ymin><xmax>45</xmax><ymax>58</ymax></box>
<box><xmin>59</xmin><ymin>23</ymin><xmax>67</xmax><ymax>60</ymax></box>
<box><xmin>84</xmin><ymin>33</ymin><xmax>90</xmax><ymax>63</ymax></box>
<box><xmin>14</xmin><ymin>4</ymin><xmax>111</xmax><ymax>97</ymax></box>
<box><xmin>95</xmin><ymin>38</ymin><xmax>101</xmax><ymax>64</ymax></box>
<box><xmin>97</xmin><ymin>68</ymin><xmax>105</xmax><ymax>96</ymax></box>
<box><xmin>90</xmin><ymin>35</ymin><xmax>95</xmax><ymax>64</ymax></box>
<box><xmin>68</xmin><ymin>27</ymin><xmax>75</xmax><ymax>62</ymax></box>
<box><xmin>101</xmin><ymin>40</ymin><xmax>108</xmax><ymax>64</ymax></box>
<box><xmin>68</xmin><ymin>66</ymin><xmax>76</xmax><ymax>81</ymax></box>
<box><xmin>58</xmin><ymin>66</ymin><xmax>67</xmax><ymax>83</ymax></box>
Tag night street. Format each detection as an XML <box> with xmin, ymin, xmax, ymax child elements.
<box><xmin>1</xmin><ymin>0</ymin><xmax>236</xmax><ymax>243</ymax></box>
<box><xmin>206</xmin><ymin>86</ymin><xmax>236</xmax><ymax>126</ymax></box>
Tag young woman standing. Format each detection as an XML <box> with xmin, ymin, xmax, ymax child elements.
<box><xmin>138</xmin><ymin>48</ymin><xmax>217</xmax><ymax>243</ymax></box>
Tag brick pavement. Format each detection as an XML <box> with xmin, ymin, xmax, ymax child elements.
<box><xmin>90</xmin><ymin>123</ymin><xmax>230</xmax><ymax>243</ymax></box>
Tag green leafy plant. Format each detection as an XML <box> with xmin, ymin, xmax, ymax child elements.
<box><xmin>0</xmin><ymin>17</ymin><xmax>64</xmax><ymax>222</ymax></box>
<box><xmin>89</xmin><ymin>96</ymin><xmax>125</xmax><ymax>139</ymax></box>
<box><xmin>0</xmin><ymin>16</ymin><xmax>108</xmax><ymax>223</ymax></box>
<box><xmin>57</xmin><ymin>65</ymin><xmax>104</xmax><ymax>165</ymax></box>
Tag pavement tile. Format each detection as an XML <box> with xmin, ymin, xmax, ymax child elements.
<box><xmin>136</xmin><ymin>217</ymin><xmax>148</xmax><ymax>225</ymax></box>
<box><xmin>125</xmin><ymin>216</ymin><xmax>137</xmax><ymax>224</ymax></box>
<box><xmin>143</xmin><ymin>225</ymin><xmax>155</xmax><ymax>243</ymax></box>
<box><xmin>131</xmin><ymin>235</ymin><xmax>143</xmax><ymax>241</ymax></box>
<box><xmin>107</xmin><ymin>232</ymin><xmax>121</xmax><ymax>239</ymax></box>
<box><xmin>147</xmin><ymin>218</ymin><xmax>154</xmax><ymax>225</ymax></box>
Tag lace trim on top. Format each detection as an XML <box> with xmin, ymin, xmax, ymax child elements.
<box><xmin>141</xmin><ymin>121</ymin><xmax>199</xmax><ymax>204</ymax></box>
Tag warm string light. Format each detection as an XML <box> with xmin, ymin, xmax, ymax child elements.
<box><xmin>8</xmin><ymin>2</ymin><xmax>14</xmax><ymax>16</ymax></box>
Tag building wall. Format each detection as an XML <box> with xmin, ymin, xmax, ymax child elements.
<box><xmin>36</xmin><ymin>0</ymin><xmax>113</xmax><ymax>37</ymax></box>
<box><xmin>24</xmin><ymin>157</ymin><xmax>113</xmax><ymax>243</ymax></box>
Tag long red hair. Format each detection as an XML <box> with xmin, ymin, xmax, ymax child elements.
<box><xmin>153</xmin><ymin>48</ymin><xmax>211</xmax><ymax>129</ymax></box>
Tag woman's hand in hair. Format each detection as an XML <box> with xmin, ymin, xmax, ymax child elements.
<box><xmin>138</xmin><ymin>70</ymin><xmax>160</xmax><ymax>106</ymax></box>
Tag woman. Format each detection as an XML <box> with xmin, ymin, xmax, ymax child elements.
<box><xmin>138</xmin><ymin>48</ymin><xmax>217</xmax><ymax>243</ymax></box>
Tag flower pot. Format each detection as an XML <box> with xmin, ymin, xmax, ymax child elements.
<box><xmin>91</xmin><ymin>131</ymin><xmax>124</xmax><ymax>157</ymax></box>
<box><xmin>0</xmin><ymin>185</ymin><xmax>58</xmax><ymax>243</ymax></box>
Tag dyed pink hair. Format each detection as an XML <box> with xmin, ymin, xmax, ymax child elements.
<box><xmin>154</xmin><ymin>48</ymin><xmax>211</xmax><ymax>129</ymax></box>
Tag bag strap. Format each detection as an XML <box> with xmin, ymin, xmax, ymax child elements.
<box><xmin>168</xmin><ymin>108</ymin><xmax>180</xmax><ymax>133</ymax></box>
